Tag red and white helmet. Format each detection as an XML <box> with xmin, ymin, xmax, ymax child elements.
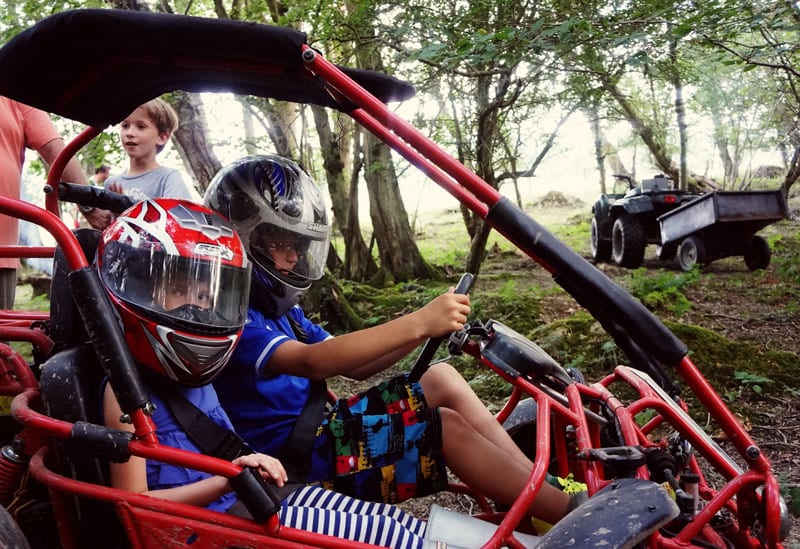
<box><xmin>97</xmin><ymin>199</ymin><xmax>251</xmax><ymax>386</ymax></box>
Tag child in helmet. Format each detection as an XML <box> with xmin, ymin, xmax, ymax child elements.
<box><xmin>99</xmin><ymin>198</ymin><xmax>426</xmax><ymax>548</ymax></box>
<box><xmin>205</xmin><ymin>155</ymin><xmax>581</xmax><ymax>526</ymax></box>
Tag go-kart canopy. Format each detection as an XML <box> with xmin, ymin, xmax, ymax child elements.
<box><xmin>0</xmin><ymin>9</ymin><xmax>415</xmax><ymax>128</ymax></box>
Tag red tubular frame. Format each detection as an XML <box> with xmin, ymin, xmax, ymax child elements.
<box><xmin>13</xmin><ymin>384</ymin><xmax>396</xmax><ymax>549</ymax></box>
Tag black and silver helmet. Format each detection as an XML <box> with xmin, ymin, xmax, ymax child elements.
<box><xmin>204</xmin><ymin>155</ymin><xmax>329</xmax><ymax>317</ymax></box>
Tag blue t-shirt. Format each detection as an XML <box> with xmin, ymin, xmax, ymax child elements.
<box><xmin>214</xmin><ymin>306</ymin><xmax>331</xmax><ymax>456</ymax></box>
<box><xmin>104</xmin><ymin>381</ymin><xmax>238</xmax><ymax>513</ymax></box>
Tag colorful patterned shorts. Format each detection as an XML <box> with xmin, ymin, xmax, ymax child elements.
<box><xmin>307</xmin><ymin>374</ymin><xmax>447</xmax><ymax>504</ymax></box>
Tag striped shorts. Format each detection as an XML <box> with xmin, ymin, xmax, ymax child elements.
<box><xmin>282</xmin><ymin>485</ymin><xmax>425</xmax><ymax>548</ymax></box>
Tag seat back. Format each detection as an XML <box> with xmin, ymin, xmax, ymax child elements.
<box><xmin>39</xmin><ymin>229</ymin><xmax>128</xmax><ymax>548</ymax></box>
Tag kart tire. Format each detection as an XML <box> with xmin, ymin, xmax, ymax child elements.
<box><xmin>0</xmin><ymin>504</ymin><xmax>30</xmax><ymax>549</ymax></box>
<box><xmin>590</xmin><ymin>218</ymin><xmax>611</xmax><ymax>262</ymax></box>
<box><xmin>744</xmin><ymin>235</ymin><xmax>771</xmax><ymax>271</ymax></box>
<box><xmin>611</xmin><ymin>215</ymin><xmax>646</xmax><ymax>268</ymax></box>
<box><xmin>677</xmin><ymin>236</ymin><xmax>706</xmax><ymax>271</ymax></box>
<box><xmin>501</xmin><ymin>399</ymin><xmax>557</xmax><ymax>471</ymax></box>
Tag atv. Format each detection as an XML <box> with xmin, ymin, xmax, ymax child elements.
<box><xmin>0</xmin><ymin>9</ymin><xmax>792</xmax><ymax>548</ymax></box>
<box><xmin>590</xmin><ymin>174</ymin><xmax>704</xmax><ymax>267</ymax></box>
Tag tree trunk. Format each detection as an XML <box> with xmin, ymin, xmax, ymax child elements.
<box><xmin>170</xmin><ymin>91</ymin><xmax>222</xmax><ymax>195</ymax></box>
<box><xmin>464</xmin><ymin>69</ymin><xmax>507</xmax><ymax>276</ymax></box>
<box><xmin>589</xmin><ymin>104</ymin><xmax>607</xmax><ymax>194</ymax></box>
<box><xmin>602</xmin><ymin>78</ymin><xmax>678</xmax><ymax>182</ymax></box>
<box><xmin>345</xmin><ymin>135</ymin><xmax>379</xmax><ymax>280</ymax></box>
<box><xmin>670</xmin><ymin>39</ymin><xmax>689</xmax><ymax>190</ymax></box>
<box><xmin>311</xmin><ymin>105</ymin><xmax>376</xmax><ymax>280</ymax></box>
<box><xmin>350</xmin><ymin>7</ymin><xmax>434</xmax><ymax>282</ymax></box>
<box><xmin>781</xmin><ymin>146</ymin><xmax>800</xmax><ymax>196</ymax></box>
<box><xmin>363</xmin><ymin>130</ymin><xmax>435</xmax><ymax>282</ymax></box>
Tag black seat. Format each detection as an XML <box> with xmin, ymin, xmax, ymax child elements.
<box><xmin>38</xmin><ymin>228</ymin><xmax>127</xmax><ymax>548</ymax></box>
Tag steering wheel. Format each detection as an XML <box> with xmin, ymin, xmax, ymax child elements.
<box><xmin>407</xmin><ymin>272</ymin><xmax>474</xmax><ymax>382</ymax></box>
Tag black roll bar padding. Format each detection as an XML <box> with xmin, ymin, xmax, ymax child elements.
<box><xmin>69</xmin><ymin>421</ymin><xmax>134</xmax><ymax>463</ymax></box>
<box><xmin>486</xmin><ymin>198</ymin><xmax>687</xmax><ymax>392</ymax></box>
<box><xmin>67</xmin><ymin>267</ymin><xmax>151</xmax><ymax>413</ymax></box>
<box><xmin>48</xmin><ymin>181</ymin><xmax>136</xmax><ymax>214</ymax></box>
<box><xmin>229</xmin><ymin>467</ymin><xmax>282</xmax><ymax>524</ymax></box>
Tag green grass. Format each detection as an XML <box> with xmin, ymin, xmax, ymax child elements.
<box><xmin>10</xmin><ymin>282</ymin><xmax>49</xmax><ymax>363</ymax></box>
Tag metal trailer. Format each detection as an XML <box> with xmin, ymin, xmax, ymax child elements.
<box><xmin>657</xmin><ymin>189</ymin><xmax>788</xmax><ymax>271</ymax></box>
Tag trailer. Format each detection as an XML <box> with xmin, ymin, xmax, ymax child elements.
<box><xmin>657</xmin><ymin>189</ymin><xmax>788</xmax><ymax>271</ymax></box>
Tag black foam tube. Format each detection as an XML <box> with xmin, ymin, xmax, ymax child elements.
<box><xmin>67</xmin><ymin>267</ymin><xmax>151</xmax><ymax>413</ymax></box>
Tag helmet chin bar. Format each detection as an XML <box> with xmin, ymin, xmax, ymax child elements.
<box><xmin>148</xmin><ymin>325</ymin><xmax>239</xmax><ymax>386</ymax></box>
<box><xmin>251</xmin><ymin>263</ymin><xmax>309</xmax><ymax>318</ymax></box>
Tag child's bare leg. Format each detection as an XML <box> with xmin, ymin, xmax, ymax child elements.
<box><xmin>420</xmin><ymin>363</ymin><xmax>533</xmax><ymax>468</ymax></box>
<box><xmin>438</xmin><ymin>408</ymin><xmax>570</xmax><ymax>524</ymax></box>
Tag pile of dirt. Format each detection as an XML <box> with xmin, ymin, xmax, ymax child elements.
<box><xmin>527</xmin><ymin>191</ymin><xmax>585</xmax><ymax>209</ymax></box>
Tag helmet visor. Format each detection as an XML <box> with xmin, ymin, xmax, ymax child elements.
<box><xmin>100</xmin><ymin>241</ymin><xmax>251</xmax><ymax>330</ymax></box>
<box><xmin>249</xmin><ymin>224</ymin><xmax>327</xmax><ymax>283</ymax></box>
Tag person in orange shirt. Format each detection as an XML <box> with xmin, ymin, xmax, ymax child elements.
<box><xmin>0</xmin><ymin>96</ymin><xmax>111</xmax><ymax>309</ymax></box>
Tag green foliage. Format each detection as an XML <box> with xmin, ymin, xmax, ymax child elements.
<box><xmin>786</xmin><ymin>483</ymin><xmax>800</xmax><ymax>517</ymax></box>
<box><xmin>622</xmin><ymin>267</ymin><xmax>699</xmax><ymax>317</ymax></box>
<box><xmin>666</xmin><ymin>321</ymin><xmax>800</xmax><ymax>396</ymax></box>
<box><xmin>553</xmin><ymin>218</ymin><xmax>591</xmax><ymax>255</ymax></box>
<box><xmin>733</xmin><ymin>370</ymin><xmax>772</xmax><ymax>395</ymax></box>
<box><xmin>339</xmin><ymin>279</ymin><xmax>447</xmax><ymax>330</ymax></box>
<box><xmin>10</xmin><ymin>282</ymin><xmax>49</xmax><ymax>364</ymax></box>
<box><xmin>771</xmin><ymin>233</ymin><xmax>800</xmax><ymax>285</ymax></box>
<box><xmin>724</xmin><ymin>370</ymin><xmax>775</xmax><ymax>401</ymax></box>
<box><xmin>530</xmin><ymin>311</ymin><xmax>621</xmax><ymax>377</ymax></box>
<box><xmin>468</xmin><ymin>280</ymin><xmax>543</xmax><ymax>336</ymax></box>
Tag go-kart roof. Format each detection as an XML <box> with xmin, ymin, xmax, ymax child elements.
<box><xmin>0</xmin><ymin>9</ymin><xmax>415</xmax><ymax>128</ymax></box>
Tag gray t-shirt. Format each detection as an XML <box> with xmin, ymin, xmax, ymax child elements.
<box><xmin>108</xmin><ymin>166</ymin><xmax>193</xmax><ymax>201</ymax></box>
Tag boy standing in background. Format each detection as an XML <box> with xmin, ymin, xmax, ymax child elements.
<box><xmin>105</xmin><ymin>98</ymin><xmax>193</xmax><ymax>201</ymax></box>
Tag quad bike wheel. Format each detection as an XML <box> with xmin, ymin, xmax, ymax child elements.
<box><xmin>590</xmin><ymin>218</ymin><xmax>611</xmax><ymax>262</ymax></box>
<box><xmin>743</xmin><ymin>235</ymin><xmax>771</xmax><ymax>271</ymax></box>
<box><xmin>677</xmin><ymin>236</ymin><xmax>706</xmax><ymax>271</ymax></box>
<box><xmin>611</xmin><ymin>215</ymin><xmax>646</xmax><ymax>268</ymax></box>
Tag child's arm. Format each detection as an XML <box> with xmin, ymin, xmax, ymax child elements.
<box><xmin>102</xmin><ymin>384</ymin><xmax>286</xmax><ymax>507</ymax></box>
<box><xmin>269</xmin><ymin>290</ymin><xmax>470</xmax><ymax>381</ymax></box>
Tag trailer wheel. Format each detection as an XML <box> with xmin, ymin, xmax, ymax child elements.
<box><xmin>677</xmin><ymin>236</ymin><xmax>706</xmax><ymax>271</ymax></box>
<box><xmin>744</xmin><ymin>235</ymin><xmax>771</xmax><ymax>271</ymax></box>
<box><xmin>590</xmin><ymin>218</ymin><xmax>611</xmax><ymax>262</ymax></box>
<box><xmin>0</xmin><ymin>505</ymin><xmax>30</xmax><ymax>549</ymax></box>
<box><xmin>611</xmin><ymin>215</ymin><xmax>646</xmax><ymax>268</ymax></box>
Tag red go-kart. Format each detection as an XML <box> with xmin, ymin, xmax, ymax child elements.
<box><xmin>0</xmin><ymin>10</ymin><xmax>791</xmax><ymax>548</ymax></box>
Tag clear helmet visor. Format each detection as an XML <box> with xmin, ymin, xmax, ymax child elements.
<box><xmin>249</xmin><ymin>223</ymin><xmax>327</xmax><ymax>285</ymax></box>
<box><xmin>100</xmin><ymin>241</ymin><xmax>251</xmax><ymax>331</ymax></box>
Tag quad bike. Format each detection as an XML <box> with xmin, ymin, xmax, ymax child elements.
<box><xmin>590</xmin><ymin>174</ymin><xmax>787</xmax><ymax>271</ymax></box>
<box><xmin>0</xmin><ymin>9</ymin><xmax>792</xmax><ymax>549</ymax></box>
<box><xmin>590</xmin><ymin>174</ymin><xmax>704</xmax><ymax>267</ymax></box>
